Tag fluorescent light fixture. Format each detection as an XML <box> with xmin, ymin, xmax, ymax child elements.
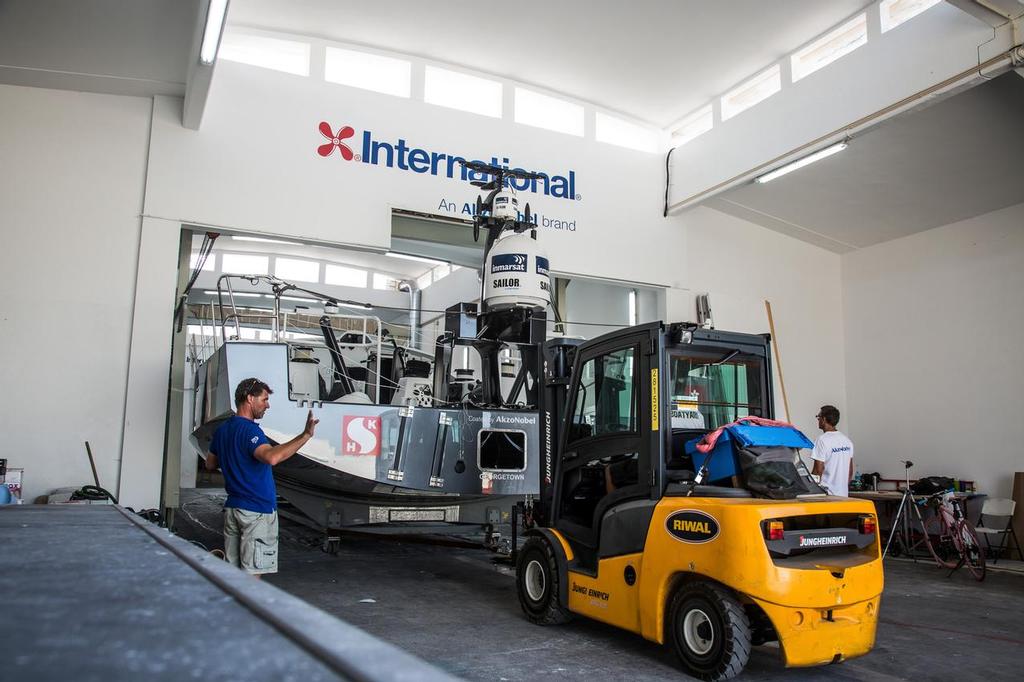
<box><xmin>202</xmin><ymin>290</ymin><xmax>262</xmax><ymax>298</ymax></box>
<box><xmin>754</xmin><ymin>142</ymin><xmax>848</xmax><ymax>184</ymax></box>
<box><xmin>385</xmin><ymin>252</ymin><xmax>446</xmax><ymax>265</ymax></box>
<box><xmin>231</xmin><ymin>235</ymin><xmax>302</xmax><ymax>246</ymax></box>
<box><xmin>199</xmin><ymin>0</ymin><xmax>229</xmax><ymax>65</ymax></box>
<box><xmin>278</xmin><ymin>295</ymin><xmax>318</xmax><ymax>302</ymax></box>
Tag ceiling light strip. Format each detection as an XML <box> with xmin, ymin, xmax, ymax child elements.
<box><xmin>754</xmin><ymin>142</ymin><xmax>847</xmax><ymax>183</ymax></box>
<box><xmin>199</xmin><ymin>0</ymin><xmax>230</xmax><ymax>65</ymax></box>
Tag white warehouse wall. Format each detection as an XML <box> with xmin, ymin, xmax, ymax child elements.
<box><xmin>0</xmin><ymin>84</ymin><xmax>152</xmax><ymax>503</ymax></box>
<box><xmin>842</xmin><ymin>202</ymin><xmax>1024</xmax><ymax>498</ymax></box>
<box><xmin>681</xmin><ymin>206</ymin><xmax>846</xmax><ymax>442</ymax></box>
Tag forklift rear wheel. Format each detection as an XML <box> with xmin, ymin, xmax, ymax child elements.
<box><xmin>516</xmin><ymin>537</ymin><xmax>573</xmax><ymax>625</ymax></box>
<box><xmin>669</xmin><ymin>581</ymin><xmax>751</xmax><ymax>681</ymax></box>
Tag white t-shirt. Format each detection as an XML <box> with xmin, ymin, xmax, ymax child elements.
<box><xmin>811</xmin><ymin>430</ymin><xmax>854</xmax><ymax>497</ymax></box>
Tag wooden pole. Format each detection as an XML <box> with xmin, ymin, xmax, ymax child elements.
<box><xmin>764</xmin><ymin>301</ymin><xmax>792</xmax><ymax>423</ymax></box>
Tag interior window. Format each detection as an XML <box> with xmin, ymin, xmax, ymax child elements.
<box><xmin>668</xmin><ymin>351</ymin><xmax>763</xmax><ymax>430</ymax></box>
<box><xmin>570</xmin><ymin>347</ymin><xmax>637</xmax><ymax>441</ymax></box>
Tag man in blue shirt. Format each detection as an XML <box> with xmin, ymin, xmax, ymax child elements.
<box><xmin>206</xmin><ymin>377</ymin><xmax>318</xmax><ymax>577</ymax></box>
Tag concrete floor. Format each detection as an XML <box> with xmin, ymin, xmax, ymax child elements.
<box><xmin>176</xmin><ymin>492</ymin><xmax>1024</xmax><ymax>681</ymax></box>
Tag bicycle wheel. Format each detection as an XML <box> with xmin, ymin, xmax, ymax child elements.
<box><xmin>953</xmin><ymin>520</ymin><xmax>986</xmax><ymax>581</ymax></box>
<box><xmin>918</xmin><ymin>508</ymin><xmax>958</xmax><ymax>568</ymax></box>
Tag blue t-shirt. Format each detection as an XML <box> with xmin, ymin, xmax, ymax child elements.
<box><xmin>210</xmin><ymin>415</ymin><xmax>276</xmax><ymax>513</ymax></box>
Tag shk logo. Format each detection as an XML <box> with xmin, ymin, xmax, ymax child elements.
<box><xmin>318</xmin><ymin>122</ymin><xmax>355</xmax><ymax>160</ymax></box>
<box><xmin>342</xmin><ymin>416</ymin><xmax>381</xmax><ymax>456</ymax></box>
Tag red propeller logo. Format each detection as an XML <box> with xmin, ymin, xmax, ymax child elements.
<box><xmin>318</xmin><ymin>122</ymin><xmax>354</xmax><ymax>160</ymax></box>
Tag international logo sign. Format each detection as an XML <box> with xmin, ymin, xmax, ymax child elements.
<box><xmin>666</xmin><ymin>510</ymin><xmax>720</xmax><ymax>544</ymax></box>
<box><xmin>342</xmin><ymin>416</ymin><xmax>381</xmax><ymax>456</ymax></box>
<box><xmin>316</xmin><ymin>122</ymin><xmax>579</xmax><ymax>201</ymax></box>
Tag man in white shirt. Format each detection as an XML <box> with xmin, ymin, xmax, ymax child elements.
<box><xmin>811</xmin><ymin>405</ymin><xmax>854</xmax><ymax>496</ymax></box>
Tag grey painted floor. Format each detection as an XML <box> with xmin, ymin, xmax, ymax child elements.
<box><xmin>177</xmin><ymin>492</ymin><xmax>1024</xmax><ymax>681</ymax></box>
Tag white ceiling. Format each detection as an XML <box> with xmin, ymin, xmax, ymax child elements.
<box><xmin>228</xmin><ymin>0</ymin><xmax>872</xmax><ymax>127</ymax></box>
<box><xmin>0</xmin><ymin>0</ymin><xmax>197</xmax><ymax>97</ymax></box>
<box><xmin>708</xmin><ymin>72</ymin><xmax>1024</xmax><ymax>252</ymax></box>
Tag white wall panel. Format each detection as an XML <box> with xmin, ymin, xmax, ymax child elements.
<box><xmin>0</xmin><ymin>85</ymin><xmax>151</xmax><ymax>503</ymax></box>
<box><xmin>681</xmin><ymin>206</ymin><xmax>847</xmax><ymax>440</ymax></box>
<box><xmin>842</xmin><ymin>202</ymin><xmax>1024</xmax><ymax>498</ymax></box>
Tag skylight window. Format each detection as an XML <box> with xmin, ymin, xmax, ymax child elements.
<box><xmin>432</xmin><ymin>264</ymin><xmax>452</xmax><ymax>282</ymax></box>
<box><xmin>595</xmin><ymin>113</ymin><xmax>659</xmax><ymax>153</ymax></box>
<box><xmin>514</xmin><ymin>88</ymin><xmax>584</xmax><ymax>136</ymax></box>
<box><xmin>274</xmin><ymin>258</ymin><xmax>319</xmax><ymax>283</ymax></box>
<box><xmin>190</xmin><ymin>253</ymin><xmax>215</xmax><ymax>272</ymax></box>
<box><xmin>373</xmin><ymin>273</ymin><xmax>399</xmax><ymax>290</ymax></box>
<box><xmin>791</xmin><ymin>14</ymin><xmax>867</xmax><ymax>82</ymax></box>
<box><xmin>324</xmin><ymin>47</ymin><xmax>411</xmax><ymax>97</ymax></box>
<box><xmin>325</xmin><ymin>264</ymin><xmax>367</xmax><ymax>288</ymax></box>
<box><xmin>721</xmin><ymin>65</ymin><xmax>781</xmax><ymax>121</ymax></box>
<box><xmin>424</xmin><ymin>66</ymin><xmax>502</xmax><ymax>118</ymax></box>
<box><xmin>218</xmin><ymin>31</ymin><xmax>310</xmax><ymax>76</ymax></box>
<box><xmin>670</xmin><ymin>105</ymin><xmax>713</xmax><ymax>147</ymax></box>
<box><xmin>221</xmin><ymin>253</ymin><xmax>268</xmax><ymax>275</ymax></box>
<box><xmin>880</xmin><ymin>0</ymin><xmax>942</xmax><ymax>32</ymax></box>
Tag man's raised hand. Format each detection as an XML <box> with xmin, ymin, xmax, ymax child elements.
<box><xmin>304</xmin><ymin>409</ymin><xmax>319</xmax><ymax>438</ymax></box>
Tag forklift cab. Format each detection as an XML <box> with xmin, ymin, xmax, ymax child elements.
<box><xmin>549</xmin><ymin>322</ymin><xmax>775</xmax><ymax>571</ymax></box>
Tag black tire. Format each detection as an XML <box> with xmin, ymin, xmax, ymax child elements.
<box><xmin>516</xmin><ymin>537</ymin><xmax>573</xmax><ymax>625</ymax></box>
<box><xmin>668</xmin><ymin>581</ymin><xmax>752</xmax><ymax>681</ymax></box>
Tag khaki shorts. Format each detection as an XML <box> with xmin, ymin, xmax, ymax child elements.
<box><xmin>224</xmin><ymin>508</ymin><xmax>279</xmax><ymax>575</ymax></box>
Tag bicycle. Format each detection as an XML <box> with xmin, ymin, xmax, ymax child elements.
<box><xmin>917</xmin><ymin>491</ymin><xmax>986</xmax><ymax>581</ymax></box>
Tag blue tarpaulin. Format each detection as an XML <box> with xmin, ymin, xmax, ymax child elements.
<box><xmin>685</xmin><ymin>424</ymin><xmax>813</xmax><ymax>482</ymax></box>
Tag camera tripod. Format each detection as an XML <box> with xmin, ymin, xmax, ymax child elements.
<box><xmin>882</xmin><ymin>460</ymin><xmax>927</xmax><ymax>560</ymax></box>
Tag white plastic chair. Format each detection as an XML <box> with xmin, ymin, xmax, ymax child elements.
<box><xmin>975</xmin><ymin>498</ymin><xmax>1020</xmax><ymax>563</ymax></box>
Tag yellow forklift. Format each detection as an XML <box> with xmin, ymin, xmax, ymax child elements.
<box><xmin>518</xmin><ymin>323</ymin><xmax>883</xmax><ymax>680</ymax></box>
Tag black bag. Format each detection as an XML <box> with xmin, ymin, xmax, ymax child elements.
<box><xmin>910</xmin><ymin>476</ymin><xmax>955</xmax><ymax>495</ymax></box>
<box><xmin>736</xmin><ymin>446</ymin><xmax>826</xmax><ymax>499</ymax></box>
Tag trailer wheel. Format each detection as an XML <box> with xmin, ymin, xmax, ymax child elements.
<box><xmin>516</xmin><ymin>537</ymin><xmax>573</xmax><ymax>625</ymax></box>
<box><xmin>668</xmin><ymin>581</ymin><xmax>751</xmax><ymax>681</ymax></box>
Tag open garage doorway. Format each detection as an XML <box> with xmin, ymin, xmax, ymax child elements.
<box><xmin>166</xmin><ymin>216</ymin><xmax>665</xmax><ymax>522</ymax></box>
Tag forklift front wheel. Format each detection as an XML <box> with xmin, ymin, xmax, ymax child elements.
<box><xmin>516</xmin><ymin>537</ymin><xmax>573</xmax><ymax>625</ymax></box>
<box><xmin>668</xmin><ymin>581</ymin><xmax>751</xmax><ymax>681</ymax></box>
